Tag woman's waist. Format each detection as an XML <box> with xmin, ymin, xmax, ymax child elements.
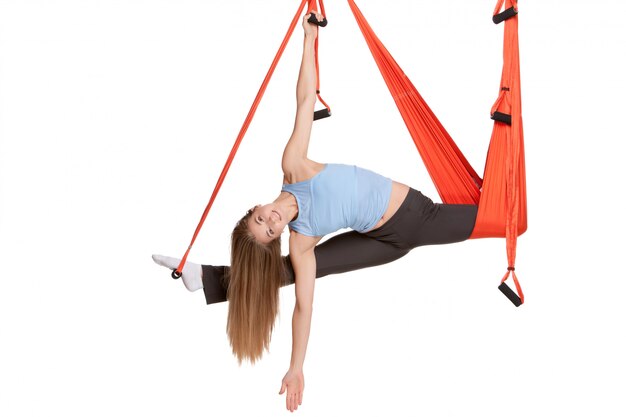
<box><xmin>364</xmin><ymin>181</ymin><xmax>410</xmax><ymax>232</ymax></box>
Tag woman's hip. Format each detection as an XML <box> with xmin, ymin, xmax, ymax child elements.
<box><xmin>364</xmin><ymin>188</ymin><xmax>477</xmax><ymax>249</ymax></box>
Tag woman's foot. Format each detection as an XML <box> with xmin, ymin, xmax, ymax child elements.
<box><xmin>152</xmin><ymin>254</ymin><xmax>203</xmax><ymax>292</ymax></box>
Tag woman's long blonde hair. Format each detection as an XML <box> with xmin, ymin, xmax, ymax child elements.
<box><xmin>227</xmin><ymin>209</ymin><xmax>285</xmax><ymax>364</ymax></box>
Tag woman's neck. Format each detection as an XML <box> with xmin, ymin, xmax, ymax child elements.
<box><xmin>274</xmin><ymin>192</ymin><xmax>299</xmax><ymax>221</ymax></box>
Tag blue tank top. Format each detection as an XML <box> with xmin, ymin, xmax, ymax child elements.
<box><xmin>281</xmin><ymin>164</ymin><xmax>392</xmax><ymax>237</ymax></box>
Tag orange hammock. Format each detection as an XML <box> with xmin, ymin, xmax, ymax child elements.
<box><xmin>173</xmin><ymin>0</ymin><xmax>528</xmax><ymax>306</ymax></box>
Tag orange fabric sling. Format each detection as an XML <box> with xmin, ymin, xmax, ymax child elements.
<box><xmin>347</xmin><ymin>0</ymin><xmax>527</xmax><ymax>304</ymax></box>
<box><xmin>174</xmin><ymin>0</ymin><xmax>527</xmax><ymax>305</ymax></box>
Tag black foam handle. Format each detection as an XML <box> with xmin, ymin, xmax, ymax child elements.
<box><xmin>498</xmin><ymin>282</ymin><xmax>522</xmax><ymax>307</ymax></box>
<box><xmin>307</xmin><ymin>14</ymin><xmax>328</xmax><ymax>27</ymax></box>
<box><xmin>491</xmin><ymin>111</ymin><xmax>512</xmax><ymax>125</ymax></box>
<box><xmin>493</xmin><ymin>7</ymin><xmax>518</xmax><ymax>24</ymax></box>
<box><xmin>314</xmin><ymin>108</ymin><xmax>331</xmax><ymax>121</ymax></box>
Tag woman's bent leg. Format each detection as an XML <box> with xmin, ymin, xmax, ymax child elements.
<box><xmin>202</xmin><ymin>231</ymin><xmax>409</xmax><ymax>304</ymax></box>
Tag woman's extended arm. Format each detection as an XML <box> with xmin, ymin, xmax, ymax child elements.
<box><xmin>279</xmin><ymin>233</ymin><xmax>321</xmax><ymax>412</ymax></box>
<box><xmin>281</xmin><ymin>13</ymin><xmax>320</xmax><ymax>174</ymax></box>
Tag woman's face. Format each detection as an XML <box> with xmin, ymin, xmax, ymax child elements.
<box><xmin>247</xmin><ymin>203</ymin><xmax>288</xmax><ymax>244</ymax></box>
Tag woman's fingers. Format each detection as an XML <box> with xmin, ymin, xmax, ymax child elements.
<box><xmin>286</xmin><ymin>392</ymin><xmax>302</xmax><ymax>412</ymax></box>
<box><xmin>305</xmin><ymin>10</ymin><xmax>323</xmax><ymax>22</ymax></box>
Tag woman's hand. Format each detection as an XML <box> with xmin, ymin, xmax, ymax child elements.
<box><xmin>279</xmin><ymin>368</ymin><xmax>305</xmax><ymax>412</ymax></box>
<box><xmin>303</xmin><ymin>12</ymin><xmax>321</xmax><ymax>39</ymax></box>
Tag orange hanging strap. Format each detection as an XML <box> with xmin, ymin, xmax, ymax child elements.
<box><xmin>172</xmin><ymin>0</ymin><xmax>311</xmax><ymax>278</ymax></box>
<box><xmin>306</xmin><ymin>0</ymin><xmax>332</xmax><ymax>120</ymax></box>
<box><xmin>484</xmin><ymin>0</ymin><xmax>526</xmax><ymax>306</ymax></box>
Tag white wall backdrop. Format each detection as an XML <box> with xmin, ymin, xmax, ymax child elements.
<box><xmin>1</xmin><ymin>1</ymin><xmax>624</xmax><ymax>416</ymax></box>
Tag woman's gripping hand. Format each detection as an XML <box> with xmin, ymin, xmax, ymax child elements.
<box><xmin>303</xmin><ymin>12</ymin><xmax>322</xmax><ymax>39</ymax></box>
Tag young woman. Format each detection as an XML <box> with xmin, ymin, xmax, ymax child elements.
<box><xmin>153</xmin><ymin>12</ymin><xmax>477</xmax><ymax>412</ymax></box>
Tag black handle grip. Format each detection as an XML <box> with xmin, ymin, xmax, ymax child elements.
<box><xmin>493</xmin><ymin>7</ymin><xmax>518</xmax><ymax>24</ymax></box>
<box><xmin>498</xmin><ymin>282</ymin><xmax>522</xmax><ymax>307</ymax></box>
<box><xmin>314</xmin><ymin>108</ymin><xmax>331</xmax><ymax>121</ymax></box>
<box><xmin>491</xmin><ymin>111</ymin><xmax>512</xmax><ymax>125</ymax></box>
<box><xmin>308</xmin><ymin>14</ymin><xmax>328</xmax><ymax>27</ymax></box>
<box><xmin>171</xmin><ymin>270</ymin><xmax>182</xmax><ymax>279</ymax></box>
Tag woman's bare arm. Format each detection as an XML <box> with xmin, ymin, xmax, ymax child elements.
<box><xmin>281</xmin><ymin>13</ymin><xmax>320</xmax><ymax>174</ymax></box>
<box><xmin>279</xmin><ymin>232</ymin><xmax>321</xmax><ymax>412</ymax></box>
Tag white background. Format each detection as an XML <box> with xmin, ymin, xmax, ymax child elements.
<box><xmin>1</xmin><ymin>0</ymin><xmax>624</xmax><ymax>416</ymax></box>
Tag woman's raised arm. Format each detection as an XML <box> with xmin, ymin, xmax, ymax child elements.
<box><xmin>281</xmin><ymin>12</ymin><xmax>322</xmax><ymax>173</ymax></box>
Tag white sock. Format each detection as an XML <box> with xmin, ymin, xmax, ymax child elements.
<box><xmin>152</xmin><ymin>254</ymin><xmax>203</xmax><ymax>292</ymax></box>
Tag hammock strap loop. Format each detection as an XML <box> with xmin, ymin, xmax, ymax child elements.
<box><xmin>492</xmin><ymin>0</ymin><xmax>518</xmax><ymax>25</ymax></box>
<box><xmin>499</xmin><ymin>267</ymin><xmax>524</xmax><ymax>307</ymax></box>
<box><xmin>308</xmin><ymin>0</ymin><xmax>331</xmax><ymax>119</ymax></box>
<box><xmin>490</xmin><ymin>88</ymin><xmax>507</xmax><ymax>118</ymax></box>
<box><xmin>491</xmin><ymin>111</ymin><xmax>512</xmax><ymax>125</ymax></box>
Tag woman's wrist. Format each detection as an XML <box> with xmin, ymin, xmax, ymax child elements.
<box><xmin>289</xmin><ymin>351</ymin><xmax>305</xmax><ymax>371</ymax></box>
<box><xmin>289</xmin><ymin>363</ymin><xmax>304</xmax><ymax>373</ymax></box>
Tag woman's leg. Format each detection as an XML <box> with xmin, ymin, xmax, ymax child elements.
<box><xmin>202</xmin><ymin>231</ymin><xmax>409</xmax><ymax>304</ymax></box>
<box><xmin>187</xmin><ymin>189</ymin><xmax>476</xmax><ymax>305</ymax></box>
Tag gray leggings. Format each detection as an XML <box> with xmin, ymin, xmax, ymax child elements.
<box><xmin>202</xmin><ymin>188</ymin><xmax>477</xmax><ymax>304</ymax></box>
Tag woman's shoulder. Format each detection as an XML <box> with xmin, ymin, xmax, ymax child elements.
<box><xmin>288</xmin><ymin>230</ymin><xmax>322</xmax><ymax>253</ymax></box>
<box><xmin>283</xmin><ymin>159</ymin><xmax>326</xmax><ymax>185</ymax></box>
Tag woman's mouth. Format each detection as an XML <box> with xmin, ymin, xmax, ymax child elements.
<box><xmin>272</xmin><ymin>210</ymin><xmax>282</xmax><ymax>222</ymax></box>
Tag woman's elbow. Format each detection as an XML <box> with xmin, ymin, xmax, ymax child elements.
<box><xmin>296</xmin><ymin>94</ymin><xmax>316</xmax><ymax>110</ymax></box>
<box><xmin>295</xmin><ymin>301</ymin><xmax>313</xmax><ymax>315</ymax></box>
